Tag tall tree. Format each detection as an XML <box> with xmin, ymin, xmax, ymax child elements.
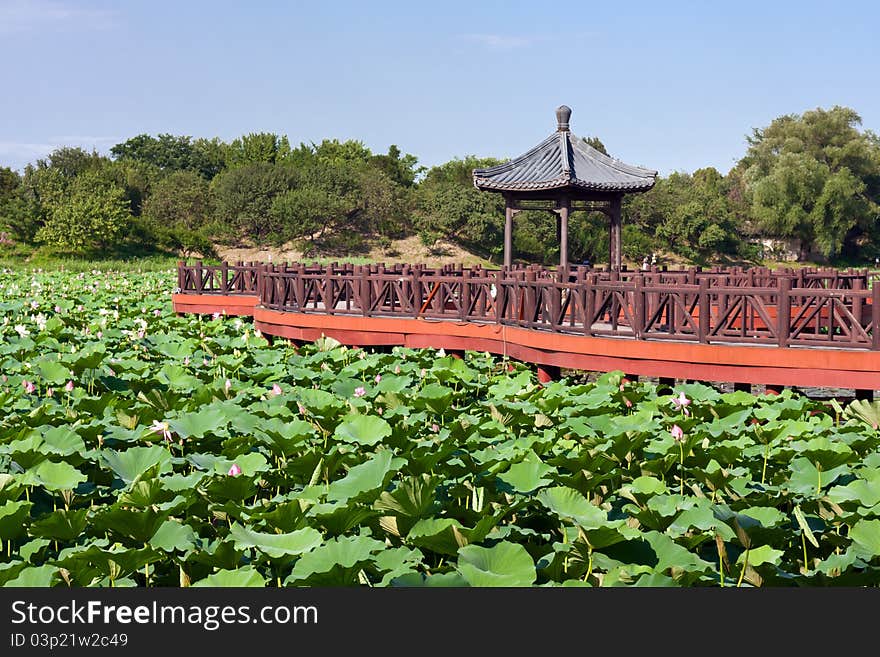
<box><xmin>226</xmin><ymin>133</ymin><xmax>291</xmax><ymax>169</ymax></box>
<box><xmin>734</xmin><ymin>106</ymin><xmax>880</xmax><ymax>259</ymax></box>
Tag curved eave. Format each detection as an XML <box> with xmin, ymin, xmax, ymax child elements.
<box><xmin>473</xmin><ymin>177</ymin><xmax>656</xmax><ymax>194</ymax></box>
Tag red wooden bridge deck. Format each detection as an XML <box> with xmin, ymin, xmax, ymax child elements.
<box><xmin>172</xmin><ymin>261</ymin><xmax>880</xmax><ymax>395</ymax></box>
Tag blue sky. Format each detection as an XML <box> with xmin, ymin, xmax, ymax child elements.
<box><xmin>1</xmin><ymin>0</ymin><xmax>879</xmax><ymax>176</ymax></box>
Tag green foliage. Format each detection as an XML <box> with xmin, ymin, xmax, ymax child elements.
<box><xmin>414</xmin><ymin>156</ymin><xmax>504</xmax><ymax>256</ymax></box>
<box><xmin>736</xmin><ymin>106</ymin><xmax>880</xmax><ymax>259</ymax></box>
<box><xmin>226</xmin><ymin>133</ymin><xmax>291</xmax><ymax>169</ymax></box>
<box><xmin>1</xmin><ymin>269</ymin><xmax>880</xmax><ymax>587</ymax></box>
<box><xmin>210</xmin><ymin>162</ymin><xmax>298</xmax><ymax>242</ymax></box>
<box><xmin>35</xmin><ymin>171</ymin><xmax>131</xmax><ymax>252</ymax></box>
<box><xmin>111</xmin><ymin>134</ymin><xmax>227</xmax><ymax>180</ymax></box>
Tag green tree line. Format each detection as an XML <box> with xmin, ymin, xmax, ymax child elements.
<box><xmin>1</xmin><ymin>106</ymin><xmax>879</xmax><ymax>265</ymax></box>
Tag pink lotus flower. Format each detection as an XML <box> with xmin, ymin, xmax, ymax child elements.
<box><xmin>54</xmin><ymin>305</ymin><xmax>61</xmax><ymax>313</ymax></box>
<box><xmin>225</xmin><ymin>379</ymin><xmax>232</xmax><ymax>393</ymax></box>
<box><xmin>270</xmin><ymin>383</ymin><xmax>282</xmax><ymax>396</ymax></box>
<box><xmin>297</xmin><ymin>402</ymin><xmax>307</xmax><ymax>415</ymax></box>
<box><xmin>228</xmin><ymin>463</ymin><xmax>242</xmax><ymax>477</ymax></box>
<box><xmin>431</xmin><ymin>423</ymin><xmax>440</xmax><ymax>432</ymax></box>
<box><xmin>375</xmin><ymin>374</ymin><xmax>382</xmax><ymax>384</ymax></box>
<box><xmin>152</xmin><ymin>420</ymin><xmax>172</xmax><ymax>442</ymax></box>
<box><xmin>394</xmin><ymin>365</ymin><xmax>401</xmax><ymax>374</ymax></box>
<box><xmin>354</xmin><ymin>386</ymin><xmax>366</xmax><ymax>398</ymax></box>
<box><xmin>22</xmin><ymin>380</ymin><xmax>35</xmax><ymax>394</ymax></box>
<box><xmin>212</xmin><ymin>312</ymin><xmax>220</xmax><ymax>320</ymax></box>
<box><xmin>623</xmin><ymin>397</ymin><xmax>633</xmax><ymax>408</ymax></box>
<box><xmin>46</xmin><ymin>387</ymin><xmax>54</xmax><ymax>397</ymax></box>
<box><xmin>671</xmin><ymin>391</ymin><xmax>691</xmax><ymax>416</ymax></box>
<box><xmin>671</xmin><ymin>424</ymin><xmax>684</xmax><ymax>442</ymax></box>
<box><xmin>65</xmin><ymin>380</ymin><xmax>74</xmax><ymax>392</ymax></box>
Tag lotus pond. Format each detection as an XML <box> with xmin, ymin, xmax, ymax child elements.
<box><xmin>1</xmin><ymin>267</ymin><xmax>880</xmax><ymax>587</ymax></box>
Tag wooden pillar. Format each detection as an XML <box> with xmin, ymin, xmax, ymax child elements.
<box><xmin>537</xmin><ymin>364</ymin><xmax>560</xmax><ymax>383</ymax></box>
<box><xmin>504</xmin><ymin>196</ymin><xmax>515</xmax><ymax>268</ymax></box>
<box><xmin>557</xmin><ymin>196</ymin><xmax>570</xmax><ymax>270</ymax></box>
<box><xmin>609</xmin><ymin>196</ymin><xmax>622</xmax><ymax>271</ymax></box>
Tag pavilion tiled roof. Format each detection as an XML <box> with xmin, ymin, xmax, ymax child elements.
<box><xmin>473</xmin><ymin>106</ymin><xmax>657</xmax><ymax>194</ymax></box>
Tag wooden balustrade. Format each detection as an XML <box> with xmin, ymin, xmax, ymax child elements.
<box><xmin>176</xmin><ymin>260</ymin><xmax>880</xmax><ymax>350</ymax></box>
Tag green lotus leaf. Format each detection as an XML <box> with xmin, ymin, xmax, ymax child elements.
<box><xmin>3</xmin><ymin>565</ymin><xmax>59</xmax><ymax>587</ymax></box>
<box><xmin>850</xmin><ymin>518</ymin><xmax>880</xmax><ymax>559</ymax></box>
<box><xmin>92</xmin><ymin>507</ymin><xmax>168</xmax><ymax>544</ymax></box>
<box><xmin>536</xmin><ymin>486</ymin><xmax>606</xmax><ymax>528</ymax></box>
<box><xmin>642</xmin><ymin>532</ymin><xmax>714</xmax><ymax>579</ymax></box>
<box><xmin>413</xmin><ymin>383</ymin><xmax>454</xmax><ymax>414</ymax></box>
<box><xmin>0</xmin><ymin>500</ymin><xmax>33</xmax><ymax>540</ymax></box>
<box><xmin>149</xmin><ymin>519</ymin><xmax>199</xmax><ymax>553</ymax></box>
<box><xmin>258</xmin><ymin>418</ymin><xmax>315</xmax><ymax>455</ymax></box>
<box><xmin>326</xmin><ymin>450</ymin><xmax>405</xmax><ymax>503</ymax></box>
<box><xmin>19</xmin><ymin>538</ymin><xmax>51</xmax><ymax>563</ymax></box>
<box><xmin>21</xmin><ymin>460</ymin><xmax>87</xmax><ymax>491</ymax></box>
<box><xmin>192</xmin><ymin>566</ymin><xmax>266</xmax><ymax>587</ymax></box>
<box><xmin>29</xmin><ymin>509</ymin><xmax>89</xmax><ymax>541</ymax></box>
<box><xmin>285</xmin><ymin>535</ymin><xmax>386</xmax><ymax>585</ymax></box>
<box><xmin>457</xmin><ymin>541</ymin><xmax>536</xmax><ymax>587</ymax></box>
<box><xmin>229</xmin><ymin>523</ymin><xmax>322</xmax><ymax>559</ymax></box>
<box><xmin>497</xmin><ymin>451</ymin><xmax>556</xmax><ymax>494</ymax></box>
<box><xmin>36</xmin><ymin>359</ymin><xmax>72</xmax><ymax>385</ymax></box>
<box><xmin>156</xmin><ymin>364</ymin><xmax>202</xmax><ymax>391</ymax></box>
<box><xmin>827</xmin><ymin>473</ymin><xmax>880</xmax><ymax>508</ymax></box>
<box><xmin>738</xmin><ymin>545</ymin><xmax>785</xmax><ymax>567</ymax></box>
<box><xmin>103</xmin><ymin>446</ymin><xmax>172</xmax><ymax>484</ymax></box>
<box><xmin>333</xmin><ymin>414</ymin><xmax>393</xmax><ymax>446</ymax></box>
<box><xmin>38</xmin><ymin>426</ymin><xmax>85</xmax><ymax>457</ymax></box>
<box><xmin>787</xmin><ymin>458</ymin><xmax>850</xmax><ymax>496</ymax></box>
<box><xmin>167</xmin><ymin>406</ymin><xmax>230</xmax><ymax>439</ymax></box>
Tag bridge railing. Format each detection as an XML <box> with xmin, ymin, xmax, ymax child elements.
<box><xmin>176</xmin><ymin>260</ymin><xmax>880</xmax><ymax>349</ymax></box>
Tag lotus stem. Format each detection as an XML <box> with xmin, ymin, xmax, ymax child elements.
<box><xmin>736</xmin><ymin>549</ymin><xmax>749</xmax><ymax>587</ymax></box>
<box><xmin>801</xmin><ymin>531</ymin><xmax>808</xmax><ymax>573</ymax></box>
<box><xmin>761</xmin><ymin>444</ymin><xmax>769</xmax><ymax>485</ymax></box>
<box><xmin>679</xmin><ymin>441</ymin><xmax>685</xmax><ymax>496</ymax></box>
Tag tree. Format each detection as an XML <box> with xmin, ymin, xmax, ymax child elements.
<box><xmin>371</xmin><ymin>145</ymin><xmax>423</xmax><ymax>187</ymax></box>
<box><xmin>735</xmin><ymin>106</ymin><xmax>880</xmax><ymax>259</ymax></box>
<box><xmin>110</xmin><ymin>134</ymin><xmax>227</xmax><ymax>179</ymax></box>
<box><xmin>0</xmin><ymin>166</ymin><xmax>19</xmax><ymax>202</ymax></box>
<box><xmin>37</xmin><ymin>147</ymin><xmax>106</xmax><ymax>178</ymax></box>
<box><xmin>414</xmin><ymin>156</ymin><xmax>505</xmax><ymax>255</ymax></box>
<box><xmin>35</xmin><ymin>171</ymin><xmax>130</xmax><ymax>252</ymax></box>
<box><xmin>143</xmin><ymin>170</ymin><xmax>211</xmax><ymax>231</ymax></box>
<box><xmin>210</xmin><ymin>162</ymin><xmax>298</xmax><ymax>242</ymax></box>
<box><xmin>226</xmin><ymin>133</ymin><xmax>291</xmax><ymax>169</ymax></box>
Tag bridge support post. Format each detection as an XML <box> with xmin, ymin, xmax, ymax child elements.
<box><xmin>537</xmin><ymin>365</ymin><xmax>560</xmax><ymax>383</ymax></box>
<box><xmin>855</xmin><ymin>389</ymin><xmax>873</xmax><ymax>401</ymax></box>
<box><xmin>658</xmin><ymin>377</ymin><xmax>676</xmax><ymax>392</ymax></box>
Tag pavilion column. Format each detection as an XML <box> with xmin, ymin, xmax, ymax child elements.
<box><xmin>609</xmin><ymin>196</ymin><xmax>622</xmax><ymax>271</ymax></box>
<box><xmin>504</xmin><ymin>197</ymin><xmax>515</xmax><ymax>268</ymax></box>
<box><xmin>557</xmin><ymin>196</ymin><xmax>570</xmax><ymax>270</ymax></box>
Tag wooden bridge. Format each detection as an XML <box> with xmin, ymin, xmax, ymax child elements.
<box><xmin>172</xmin><ymin>260</ymin><xmax>880</xmax><ymax>396</ymax></box>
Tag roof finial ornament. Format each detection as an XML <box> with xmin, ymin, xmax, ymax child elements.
<box><xmin>556</xmin><ymin>105</ymin><xmax>571</xmax><ymax>132</ymax></box>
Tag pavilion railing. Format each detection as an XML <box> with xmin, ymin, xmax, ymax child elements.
<box><xmin>177</xmin><ymin>260</ymin><xmax>880</xmax><ymax>350</ymax></box>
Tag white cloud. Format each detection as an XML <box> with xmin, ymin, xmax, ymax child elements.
<box><xmin>0</xmin><ymin>0</ymin><xmax>119</xmax><ymax>34</ymax></box>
